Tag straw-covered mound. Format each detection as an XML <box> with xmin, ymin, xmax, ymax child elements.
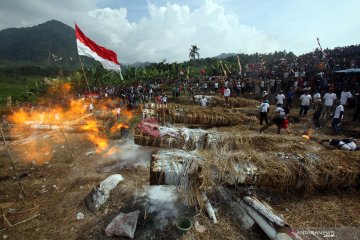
<box><xmin>135</xmin><ymin>126</ymin><xmax>315</xmax><ymax>152</ymax></box>
<box><xmin>211</xmin><ymin>96</ymin><xmax>259</xmax><ymax>108</ymax></box>
<box><xmin>150</xmin><ymin>147</ymin><xmax>360</xmax><ymax>205</ymax></box>
<box><xmin>154</xmin><ymin>104</ymin><xmax>256</xmax><ymax>126</ymax></box>
<box><xmin>198</xmin><ymin>147</ymin><xmax>360</xmax><ymax>191</ymax></box>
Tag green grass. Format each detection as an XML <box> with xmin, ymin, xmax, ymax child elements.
<box><xmin>0</xmin><ymin>82</ymin><xmax>28</xmax><ymax>101</ymax></box>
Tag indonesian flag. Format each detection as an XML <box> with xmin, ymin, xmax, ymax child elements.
<box><xmin>75</xmin><ymin>24</ymin><xmax>120</xmax><ymax>71</ymax></box>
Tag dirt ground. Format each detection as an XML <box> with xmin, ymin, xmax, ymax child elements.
<box><xmin>1</xmin><ymin>96</ymin><xmax>360</xmax><ymax>240</ymax></box>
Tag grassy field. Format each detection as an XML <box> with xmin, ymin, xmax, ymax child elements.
<box><xmin>0</xmin><ymin>82</ymin><xmax>28</xmax><ymax>101</ymax></box>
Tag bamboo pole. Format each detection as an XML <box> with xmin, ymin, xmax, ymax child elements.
<box><xmin>60</xmin><ymin>127</ymin><xmax>75</xmax><ymax>163</ymax></box>
<box><xmin>78</xmin><ymin>56</ymin><xmax>93</xmax><ymax>103</ymax></box>
<box><xmin>0</xmin><ymin>127</ymin><xmax>26</xmax><ymax>197</ymax></box>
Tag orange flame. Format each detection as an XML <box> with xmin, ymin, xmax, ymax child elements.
<box><xmin>302</xmin><ymin>135</ymin><xmax>310</xmax><ymax>140</ymax></box>
<box><xmin>110</xmin><ymin>123</ymin><xmax>129</xmax><ymax>133</ymax></box>
<box><xmin>302</xmin><ymin>129</ymin><xmax>313</xmax><ymax>140</ymax></box>
<box><xmin>81</xmin><ymin>120</ymin><xmax>108</xmax><ymax>152</ymax></box>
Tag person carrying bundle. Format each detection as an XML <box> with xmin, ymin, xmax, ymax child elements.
<box><xmin>259</xmin><ymin>106</ymin><xmax>290</xmax><ymax>134</ymax></box>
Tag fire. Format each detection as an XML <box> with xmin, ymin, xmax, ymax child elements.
<box><xmin>302</xmin><ymin>129</ymin><xmax>313</xmax><ymax>140</ymax></box>
<box><xmin>110</xmin><ymin>123</ymin><xmax>129</xmax><ymax>133</ymax></box>
<box><xmin>81</xmin><ymin>120</ymin><xmax>109</xmax><ymax>152</ymax></box>
<box><xmin>302</xmin><ymin>135</ymin><xmax>310</xmax><ymax>140</ymax></box>
<box><xmin>88</xmin><ymin>134</ymin><xmax>108</xmax><ymax>152</ymax></box>
<box><xmin>123</xmin><ymin>109</ymin><xmax>133</xmax><ymax>122</ymax></box>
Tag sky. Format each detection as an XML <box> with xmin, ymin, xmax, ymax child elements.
<box><xmin>0</xmin><ymin>0</ymin><xmax>359</xmax><ymax>64</ymax></box>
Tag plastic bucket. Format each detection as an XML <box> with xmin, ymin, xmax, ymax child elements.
<box><xmin>176</xmin><ymin>217</ymin><xmax>192</xmax><ymax>234</ymax></box>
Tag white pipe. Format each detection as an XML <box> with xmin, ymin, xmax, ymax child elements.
<box><xmin>202</xmin><ymin>192</ymin><xmax>218</xmax><ymax>223</ymax></box>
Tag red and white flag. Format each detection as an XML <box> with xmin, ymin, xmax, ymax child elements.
<box><xmin>75</xmin><ymin>24</ymin><xmax>121</xmax><ymax>71</ymax></box>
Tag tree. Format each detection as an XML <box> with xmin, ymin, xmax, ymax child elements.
<box><xmin>189</xmin><ymin>45</ymin><xmax>200</xmax><ymax>62</ymax></box>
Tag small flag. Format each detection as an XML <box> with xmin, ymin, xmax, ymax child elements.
<box><xmin>75</xmin><ymin>23</ymin><xmax>121</xmax><ymax>71</ymax></box>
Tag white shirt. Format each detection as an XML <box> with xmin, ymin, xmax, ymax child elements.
<box><xmin>276</xmin><ymin>107</ymin><xmax>286</xmax><ymax>117</ymax></box>
<box><xmin>276</xmin><ymin>94</ymin><xmax>286</xmax><ymax>104</ymax></box>
<box><xmin>300</xmin><ymin>94</ymin><xmax>312</xmax><ymax>106</ymax></box>
<box><xmin>224</xmin><ymin>88</ymin><xmax>231</xmax><ymax>97</ymax></box>
<box><xmin>89</xmin><ymin>103</ymin><xmax>94</xmax><ymax>110</ymax></box>
<box><xmin>259</xmin><ymin>102</ymin><xmax>270</xmax><ymax>113</ymax></box>
<box><xmin>334</xmin><ymin>105</ymin><xmax>344</xmax><ymax>119</ymax></box>
<box><xmin>323</xmin><ymin>93</ymin><xmax>337</xmax><ymax>106</ymax></box>
<box><xmin>313</xmin><ymin>93</ymin><xmax>321</xmax><ymax>101</ymax></box>
<box><xmin>200</xmin><ymin>98</ymin><xmax>208</xmax><ymax>107</ymax></box>
<box><xmin>214</xmin><ymin>82</ymin><xmax>219</xmax><ymax>88</ymax></box>
<box><xmin>116</xmin><ymin>107</ymin><xmax>121</xmax><ymax>114</ymax></box>
<box><xmin>340</xmin><ymin>91</ymin><xmax>352</xmax><ymax>105</ymax></box>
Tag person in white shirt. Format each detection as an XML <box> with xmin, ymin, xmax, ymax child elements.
<box><xmin>214</xmin><ymin>82</ymin><xmax>219</xmax><ymax>92</ymax></box>
<box><xmin>259</xmin><ymin>99</ymin><xmax>270</xmax><ymax>125</ymax></box>
<box><xmin>321</xmin><ymin>138</ymin><xmax>358</xmax><ymax>151</ymax></box>
<box><xmin>162</xmin><ymin>95</ymin><xmax>167</xmax><ymax>107</ymax></box>
<box><xmin>224</xmin><ymin>87</ymin><xmax>231</xmax><ymax>106</ymax></box>
<box><xmin>116</xmin><ymin>106</ymin><xmax>121</xmax><ymax>121</ymax></box>
<box><xmin>321</xmin><ymin>90</ymin><xmax>337</xmax><ymax>120</ymax></box>
<box><xmin>199</xmin><ymin>96</ymin><xmax>208</xmax><ymax>107</ymax></box>
<box><xmin>275</xmin><ymin>90</ymin><xmax>286</xmax><ymax>107</ymax></box>
<box><xmin>340</xmin><ymin>89</ymin><xmax>352</xmax><ymax>105</ymax></box>
<box><xmin>321</xmin><ymin>138</ymin><xmax>359</xmax><ymax>151</ymax></box>
<box><xmin>332</xmin><ymin>100</ymin><xmax>344</xmax><ymax>134</ymax></box>
<box><xmin>299</xmin><ymin>91</ymin><xmax>312</xmax><ymax>116</ymax></box>
<box><xmin>89</xmin><ymin>103</ymin><xmax>94</xmax><ymax>113</ymax></box>
<box><xmin>313</xmin><ymin>91</ymin><xmax>321</xmax><ymax>102</ymax></box>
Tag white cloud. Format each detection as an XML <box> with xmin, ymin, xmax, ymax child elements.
<box><xmin>83</xmin><ymin>0</ymin><xmax>279</xmax><ymax>63</ymax></box>
<box><xmin>0</xmin><ymin>0</ymin><xmax>279</xmax><ymax>64</ymax></box>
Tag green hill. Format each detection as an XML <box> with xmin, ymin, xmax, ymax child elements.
<box><xmin>0</xmin><ymin>20</ymin><xmax>79</xmax><ymax>69</ymax></box>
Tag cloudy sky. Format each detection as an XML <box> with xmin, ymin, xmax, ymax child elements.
<box><xmin>0</xmin><ymin>0</ymin><xmax>359</xmax><ymax>64</ymax></box>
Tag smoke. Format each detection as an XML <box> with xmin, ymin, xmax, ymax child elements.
<box><xmin>98</xmin><ymin>139</ymin><xmax>153</xmax><ymax>172</ymax></box>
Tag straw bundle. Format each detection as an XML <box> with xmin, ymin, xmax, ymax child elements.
<box><xmin>212</xmin><ymin>96</ymin><xmax>259</xmax><ymax>108</ymax></box>
<box><xmin>150</xmin><ymin>148</ymin><xmax>360</xmax><ymax>197</ymax></box>
<box><xmin>154</xmin><ymin>104</ymin><xmax>256</xmax><ymax>127</ymax></box>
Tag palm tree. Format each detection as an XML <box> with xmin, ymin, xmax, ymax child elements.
<box><xmin>189</xmin><ymin>44</ymin><xmax>200</xmax><ymax>62</ymax></box>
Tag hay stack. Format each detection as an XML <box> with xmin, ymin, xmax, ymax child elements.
<box><xmin>212</xmin><ymin>96</ymin><xmax>259</xmax><ymax>108</ymax></box>
<box><xmin>154</xmin><ymin>104</ymin><xmax>256</xmax><ymax>127</ymax></box>
<box><xmin>135</xmin><ymin>126</ymin><xmax>311</xmax><ymax>152</ymax></box>
<box><xmin>150</xmin><ymin>148</ymin><xmax>360</xmax><ymax>194</ymax></box>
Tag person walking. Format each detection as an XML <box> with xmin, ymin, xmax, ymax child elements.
<box><xmin>312</xmin><ymin>99</ymin><xmax>323</xmax><ymax>128</ymax></box>
<box><xmin>299</xmin><ymin>90</ymin><xmax>312</xmax><ymax>116</ymax></box>
<box><xmin>322</xmin><ymin>90</ymin><xmax>337</xmax><ymax>120</ymax></box>
<box><xmin>275</xmin><ymin>90</ymin><xmax>286</xmax><ymax>107</ymax></box>
<box><xmin>332</xmin><ymin>100</ymin><xmax>344</xmax><ymax>134</ymax></box>
<box><xmin>259</xmin><ymin>99</ymin><xmax>270</xmax><ymax>125</ymax></box>
<box><xmin>224</xmin><ymin>87</ymin><xmax>231</xmax><ymax>106</ymax></box>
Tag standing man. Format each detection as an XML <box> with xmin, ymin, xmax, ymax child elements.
<box><xmin>224</xmin><ymin>86</ymin><xmax>231</xmax><ymax>106</ymax></box>
<box><xmin>322</xmin><ymin>90</ymin><xmax>337</xmax><ymax>120</ymax></box>
<box><xmin>340</xmin><ymin>88</ymin><xmax>352</xmax><ymax>106</ymax></box>
<box><xmin>312</xmin><ymin>99</ymin><xmax>323</xmax><ymax>128</ymax></box>
<box><xmin>115</xmin><ymin>105</ymin><xmax>121</xmax><ymax>122</ymax></box>
<box><xmin>332</xmin><ymin>100</ymin><xmax>344</xmax><ymax>134</ymax></box>
<box><xmin>275</xmin><ymin>90</ymin><xmax>286</xmax><ymax>107</ymax></box>
<box><xmin>286</xmin><ymin>88</ymin><xmax>294</xmax><ymax>109</ymax></box>
<box><xmin>299</xmin><ymin>90</ymin><xmax>312</xmax><ymax>116</ymax></box>
<box><xmin>259</xmin><ymin>99</ymin><xmax>270</xmax><ymax>125</ymax></box>
<box><xmin>200</xmin><ymin>96</ymin><xmax>208</xmax><ymax>107</ymax></box>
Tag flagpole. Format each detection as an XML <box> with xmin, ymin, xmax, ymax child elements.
<box><xmin>78</xmin><ymin>56</ymin><xmax>93</xmax><ymax>102</ymax></box>
<box><xmin>119</xmin><ymin>69</ymin><xmax>124</xmax><ymax>81</ymax></box>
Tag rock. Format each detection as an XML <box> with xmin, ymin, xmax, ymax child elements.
<box><xmin>194</xmin><ymin>221</ymin><xmax>206</xmax><ymax>233</ymax></box>
<box><xmin>76</xmin><ymin>212</ymin><xmax>85</xmax><ymax>220</ymax></box>
<box><xmin>105</xmin><ymin>210</ymin><xmax>140</xmax><ymax>238</ymax></box>
<box><xmin>85</xmin><ymin>174</ymin><xmax>124</xmax><ymax>212</ymax></box>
